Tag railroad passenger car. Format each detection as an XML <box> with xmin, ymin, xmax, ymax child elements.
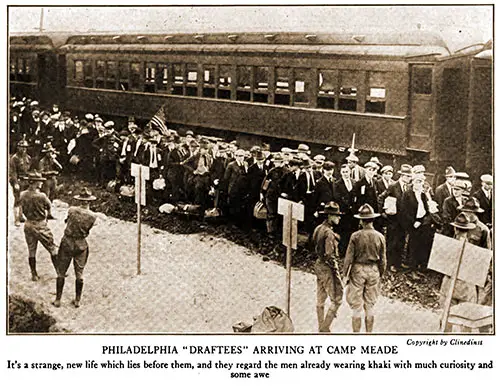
<box><xmin>9</xmin><ymin>31</ymin><xmax>492</xmax><ymax>182</ymax></box>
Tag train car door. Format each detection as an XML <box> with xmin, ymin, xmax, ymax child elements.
<box><xmin>38</xmin><ymin>53</ymin><xmax>58</xmax><ymax>105</ymax></box>
<box><xmin>408</xmin><ymin>64</ymin><xmax>434</xmax><ymax>152</ymax></box>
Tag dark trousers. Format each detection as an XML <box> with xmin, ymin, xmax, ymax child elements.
<box><xmin>408</xmin><ymin>223</ymin><xmax>435</xmax><ymax>269</ymax></box>
<box><xmin>386</xmin><ymin>218</ymin><xmax>406</xmax><ymax>269</ymax></box>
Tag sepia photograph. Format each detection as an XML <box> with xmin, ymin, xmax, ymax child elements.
<box><xmin>6</xmin><ymin>4</ymin><xmax>493</xmax><ymax>335</ymax></box>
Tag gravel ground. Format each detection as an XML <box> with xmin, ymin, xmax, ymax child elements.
<box><xmin>8</xmin><ymin>194</ymin><xmax>441</xmax><ymax>333</ymax></box>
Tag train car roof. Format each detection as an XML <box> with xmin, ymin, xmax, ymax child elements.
<box><xmin>56</xmin><ymin>31</ymin><xmax>450</xmax><ymax>58</ymax></box>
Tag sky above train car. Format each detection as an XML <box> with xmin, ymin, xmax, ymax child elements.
<box><xmin>8</xmin><ymin>5</ymin><xmax>492</xmax><ymax>52</ymax></box>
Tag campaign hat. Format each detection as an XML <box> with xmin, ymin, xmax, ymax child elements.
<box><xmin>450</xmin><ymin>212</ymin><xmax>476</xmax><ymax>230</ymax></box>
<box><xmin>319</xmin><ymin>201</ymin><xmax>344</xmax><ymax>215</ymax></box>
<box><xmin>458</xmin><ymin>197</ymin><xmax>484</xmax><ymax>213</ymax></box>
<box><xmin>354</xmin><ymin>204</ymin><xmax>380</xmax><ymax>219</ymax></box>
<box><xmin>74</xmin><ymin>187</ymin><xmax>97</xmax><ymax>201</ymax></box>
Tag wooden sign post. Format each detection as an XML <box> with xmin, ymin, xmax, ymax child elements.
<box><xmin>277</xmin><ymin>197</ymin><xmax>304</xmax><ymax>317</ymax></box>
<box><xmin>428</xmin><ymin>233</ymin><xmax>492</xmax><ymax>332</ymax></box>
<box><xmin>131</xmin><ymin>163</ymin><xmax>150</xmax><ymax>275</ymax></box>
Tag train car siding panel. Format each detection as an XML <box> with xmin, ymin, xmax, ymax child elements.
<box><xmin>64</xmin><ymin>87</ymin><xmax>407</xmax><ymax>155</ymax></box>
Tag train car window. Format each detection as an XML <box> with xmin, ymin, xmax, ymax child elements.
<box><xmin>236</xmin><ymin>66</ymin><xmax>252</xmax><ymax>101</ymax></box>
<box><xmin>412</xmin><ymin>67</ymin><xmax>432</xmax><ymax>95</ymax></box>
<box><xmin>74</xmin><ymin>60</ymin><xmax>84</xmax><ymax>86</ymax></box>
<box><xmin>186</xmin><ymin>63</ymin><xmax>198</xmax><ymax>96</ymax></box>
<box><xmin>339</xmin><ymin>71</ymin><xmax>358</xmax><ymax>111</ymax></box>
<box><xmin>293</xmin><ymin>68</ymin><xmax>309</xmax><ymax>104</ymax></box>
<box><xmin>217</xmin><ymin>65</ymin><xmax>232</xmax><ymax>100</ymax></box>
<box><xmin>106</xmin><ymin>61</ymin><xmax>117</xmax><ymax>89</ymax></box>
<box><xmin>119</xmin><ymin>62</ymin><xmax>129</xmax><ymax>91</ymax></box>
<box><xmin>156</xmin><ymin>64</ymin><xmax>169</xmax><ymax>93</ymax></box>
<box><xmin>24</xmin><ymin>59</ymin><xmax>32</xmax><ymax>83</ymax></box>
<box><xmin>144</xmin><ymin>63</ymin><xmax>156</xmax><ymax>93</ymax></box>
<box><xmin>203</xmin><ymin>65</ymin><xmax>216</xmax><ymax>98</ymax></box>
<box><xmin>10</xmin><ymin>58</ymin><xmax>16</xmax><ymax>81</ymax></box>
<box><xmin>17</xmin><ymin>58</ymin><xmax>25</xmax><ymax>82</ymax></box>
<box><xmin>317</xmin><ymin>70</ymin><xmax>338</xmax><ymax>109</ymax></box>
<box><xmin>84</xmin><ymin>60</ymin><xmax>93</xmax><ymax>88</ymax></box>
<box><xmin>254</xmin><ymin>66</ymin><xmax>269</xmax><ymax>103</ymax></box>
<box><xmin>172</xmin><ymin>63</ymin><xmax>184</xmax><ymax>95</ymax></box>
<box><xmin>365</xmin><ymin>87</ymin><xmax>386</xmax><ymax>114</ymax></box>
<box><xmin>275</xmin><ymin>68</ymin><xmax>291</xmax><ymax>106</ymax></box>
<box><xmin>130</xmin><ymin>62</ymin><xmax>142</xmax><ymax>91</ymax></box>
<box><xmin>95</xmin><ymin>60</ymin><xmax>105</xmax><ymax>89</ymax></box>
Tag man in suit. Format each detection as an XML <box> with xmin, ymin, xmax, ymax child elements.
<box><xmin>375</xmin><ymin>165</ymin><xmax>395</xmax><ymax>197</ymax></box>
<box><xmin>473</xmin><ymin>174</ymin><xmax>492</xmax><ymax>228</ymax></box>
<box><xmin>379</xmin><ymin>164</ymin><xmax>413</xmax><ymax>271</ymax></box>
<box><xmin>224</xmin><ymin>148</ymin><xmax>248</xmax><ymax>220</ymax></box>
<box><xmin>333</xmin><ymin>164</ymin><xmax>355</xmax><ymax>256</ymax></box>
<box><xmin>400</xmin><ymin>174</ymin><xmax>439</xmax><ymax>271</ymax></box>
<box><xmin>442</xmin><ymin>179</ymin><xmax>469</xmax><ymax>237</ymax></box>
<box><xmin>280</xmin><ymin>158</ymin><xmax>302</xmax><ymax>203</ymax></box>
<box><xmin>261</xmin><ymin>154</ymin><xmax>287</xmax><ymax>236</ymax></box>
<box><xmin>246</xmin><ymin>150</ymin><xmax>267</xmax><ymax>224</ymax></box>
<box><xmin>315</xmin><ymin>161</ymin><xmax>336</xmax><ymax>212</ymax></box>
<box><xmin>346</xmin><ymin>153</ymin><xmax>365</xmax><ymax>183</ymax></box>
<box><xmin>434</xmin><ymin>166</ymin><xmax>456</xmax><ymax>212</ymax></box>
<box><xmin>351</xmin><ymin>161</ymin><xmax>380</xmax><ymax>217</ymax></box>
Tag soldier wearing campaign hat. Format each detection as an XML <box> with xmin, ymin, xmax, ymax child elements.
<box><xmin>19</xmin><ymin>172</ymin><xmax>58</xmax><ymax>282</ymax></box>
<box><xmin>52</xmin><ymin>187</ymin><xmax>97</xmax><ymax>308</ymax></box>
<box><xmin>312</xmin><ymin>202</ymin><xmax>344</xmax><ymax>332</ymax></box>
<box><xmin>9</xmin><ymin>136</ymin><xmax>32</xmax><ymax>226</ymax></box>
<box><xmin>38</xmin><ymin>142</ymin><xmax>63</xmax><ymax>203</ymax></box>
<box><xmin>343</xmin><ymin>204</ymin><xmax>386</xmax><ymax>333</ymax></box>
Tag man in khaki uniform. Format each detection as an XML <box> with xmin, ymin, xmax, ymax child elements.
<box><xmin>19</xmin><ymin>171</ymin><xmax>58</xmax><ymax>281</ymax></box>
<box><xmin>343</xmin><ymin>204</ymin><xmax>386</xmax><ymax>333</ymax></box>
<box><xmin>52</xmin><ymin>187</ymin><xmax>97</xmax><ymax>308</ymax></box>
<box><xmin>312</xmin><ymin>202</ymin><xmax>344</xmax><ymax>332</ymax></box>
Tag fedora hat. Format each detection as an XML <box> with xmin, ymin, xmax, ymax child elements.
<box><xmin>272</xmin><ymin>153</ymin><xmax>284</xmax><ymax>162</ymax></box>
<box><xmin>297</xmin><ymin>144</ymin><xmax>310</xmax><ymax>154</ymax></box>
<box><xmin>74</xmin><ymin>187</ymin><xmax>97</xmax><ymax>201</ymax></box>
<box><xmin>458</xmin><ymin>197</ymin><xmax>484</xmax><ymax>213</ymax></box>
<box><xmin>24</xmin><ymin>171</ymin><xmax>46</xmax><ymax>182</ymax></box>
<box><xmin>354</xmin><ymin>203</ymin><xmax>380</xmax><ymax>219</ymax></box>
<box><xmin>445</xmin><ymin>166</ymin><xmax>456</xmax><ymax>177</ymax></box>
<box><xmin>364</xmin><ymin>161</ymin><xmax>379</xmax><ymax>170</ymax></box>
<box><xmin>450</xmin><ymin>212</ymin><xmax>476</xmax><ymax>230</ymax></box>
<box><xmin>319</xmin><ymin>201</ymin><xmax>344</xmax><ymax>215</ymax></box>
<box><xmin>369</xmin><ymin>157</ymin><xmax>383</xmax><ymax>169</ymax></box>
<box><xmin>398</xmin><ymin>164</ymin><xmax>413</xmax><ymax>176</ymax></box>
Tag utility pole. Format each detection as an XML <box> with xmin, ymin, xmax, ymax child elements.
<box><xmin>39</xmin><ymin>8</ymin><xmax>44</xmax><ymax>32</ymax></box>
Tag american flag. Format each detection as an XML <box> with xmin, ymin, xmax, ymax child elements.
<box><xmin>149</xmin><ymin>105</ymin><xmax>169</xmax><ymax>135</ymax></box>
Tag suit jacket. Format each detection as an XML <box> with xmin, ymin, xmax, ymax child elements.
<box><xmin>262</xmin><ymin>166</ymin><xmax>286</xmax><ymax>202</ymax></box>
<box><xmin>280</xmin><ymin>170</ymin><xmax>302</xmax><ymax>203</ymax></box>
<box><xmin>375</xmin><ymin>177</ymin><xmax>394</xmax><ymax>196</ymax></box>
<box><xmin>399</xmin><ymin>189</ymin><xmax>431</xmax><ymax>231</ymax></box>
<box><xmin>224</xmin><ymin>160</ymin><xmax>247</xmax><ymax>197</ymax></box>
<box><xmin>435</xmin><ymin>182</ymin><xmax>452</xmax><ymax>212</ymax></box>
<box><xmin>333</xmin><ymin>178</ymin><xmax>353</xmax><ymax>214</ymax></box>
<box><xmin>315</xmin><ymin>176</ymin><xmax>336</xmax><ymax>211</ymax></box>
<box><xmin>247</xmin><ymin>163</ymin><xmax>266</xmax><ymax>203</ymax></box>
<box><xmin>473</xmin><ymin>188</ymin><xmax>492</xmax><ymax>226</ymax></box>
<box><xmin>352</xmin><ymin>177</ymin><xmax>379</xmax><ymax>214</ymax></box>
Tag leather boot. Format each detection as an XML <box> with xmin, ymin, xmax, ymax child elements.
<box><xmin>352</xmin><ymin>317</ymin><xmax>362</xmax><ymax>333</ymax></box>
<box><xmin>320</xmin><ymin>308</ymin><xmax>338</xmax><ymax>333</ymax></box>
<box><xmin>28</xmin><ymin>257</ymin><xmax>39</xmax><ymax>281</ymax></box>
<box><xmin>365</xmin><ymin>316</ymin><xmax>375</xmax><ymax>333</ymax></box>
<box><xmin>50</xmin><ymin>253</ymin><xmax>59</xmax><ymax>276</ymax></box>
<box><xmin>52</xmin><ymin>277</ymin><xmax>65</xmax><ymax>307</ymax></box>
<box><xmin>73</xmin><ymin>279</ymin><xmax>83</xmax><ymax>308</ymax></box>
<box><xmin>316</xmin><ymin>306</ymin><xmax>325</xmax><ymax>332</ymax></box>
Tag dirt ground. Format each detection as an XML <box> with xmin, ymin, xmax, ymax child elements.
<box><xmin>7</xmin><ymin>193</ymin><xmax>441</xmax><ymax>333</ymax></box>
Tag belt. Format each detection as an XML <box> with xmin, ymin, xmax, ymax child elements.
<box><xmin>353</xmin><ymin>261</ymin><xmax>378</xmax><ymax>266</ymax></box>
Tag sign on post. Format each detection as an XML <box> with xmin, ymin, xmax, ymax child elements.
<box><xmin>428</xmin><ymin>233</ymin><xmax>492</xmax><ymax>332</ymax></box>
<box><xmin>131</xmin><ymin>163</ymin><xmax>150</xmax><ymax>275</ymax></box>
<box><xmin>277</xmin><ymin>197</ymin><xmax>304</xmax><ymax>317</ymax></box>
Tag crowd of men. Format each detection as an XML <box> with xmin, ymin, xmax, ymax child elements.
<box><xmin>9</xmin><ymin>96</ymin><xmax>493</xmax><ymax>330</ymax></box>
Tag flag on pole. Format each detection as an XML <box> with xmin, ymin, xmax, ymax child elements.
<box><xmin>149</xmin><ymin>105</ymin><xmax>169</xmax><ymax>135</ymax></box>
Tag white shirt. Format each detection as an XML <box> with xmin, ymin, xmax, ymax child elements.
<box><xmin>414</xmin><ymin>190</ymin><xmax>426</xmax><ymax>219</ymax></box>
<box><xmin>343</xmin><ymin>178</ymin><xmax>352</xmax><ymax>192</ymax></box>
